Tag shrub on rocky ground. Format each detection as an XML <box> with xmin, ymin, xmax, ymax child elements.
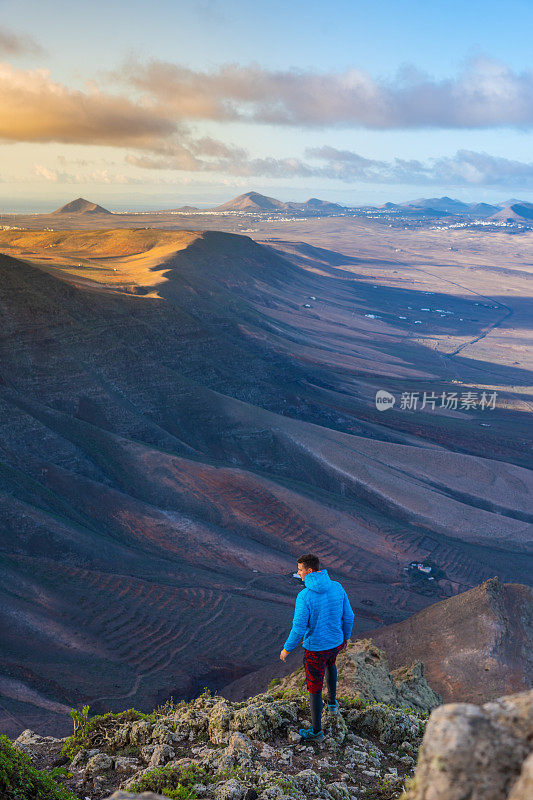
<box><xmin>61</xmin><ymin>709</ymin><xmax>155</xmax><ymax>760</ymax></box>
<box><xmin>0</xmin><ymin>735</ymin><xmax>78</xmax><ymax>800</ymax></box>
<box><xmin>127</xmin><ymin>763</ymin><xmax>212</xmax><ymax>798</ymax></box>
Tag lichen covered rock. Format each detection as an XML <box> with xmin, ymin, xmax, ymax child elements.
<box><xmin>404</xmin><ymin>689</ymin><xmax>533</xmax><ymax>800</ymax></box>
<box><xmin>347</xmin><ymin>703</ymin><xmax>424</xmax><ymax>744</ymax></box>
<box><xmin>326</xmin><ymin>780</ymin><xmax>350</xmax><ymax>800</ymax></box>
<box><xmin>12</xmin><ymin>729</ymin><xmax>66</xmax><ymax>768</ymax></box>
<box><xmin>215</xmin><ymin>777</ymin><xmax>251</xmax><ymax>800</ymax></box>
<box><xmin>230</xmin><ymin>696</ymin><xmax>297</xmax><ymax>740</ymax></box>
<box><xmin>226</xmin><ymin>731</ymin><xmax>258</xmax><ymax>767</ymax></box>
<box><xmin>209</xmin><ymin>698</ymin><xmax>233</xmax><ymax>744</ymax></box>
<box><xmin>129</xmin><ymin>720</ymin><xmax>153</xmax><ymax>746</ymax></box>
<box><xmin>274</xmin><ymin>640</ymin><xmax>441</xmax><ymax>714</ymax></box>
<box><xmin>292</xmin><ymin>768</ymin><xmax>322</xmax><ymax>795</ymax></box>
<box><xmin>85</xmin><ymin>751</ymin><xmax>114</xmax><ymax>775</ymax></box>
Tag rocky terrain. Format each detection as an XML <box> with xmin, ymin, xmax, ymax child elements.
<box><xmin>5</xmin><ymin>640</ymin><xmax>440</xmax><ymax>800</ymax></box>
<box><xmin>405</xmin><ymin>689</ymin><xmax>533</xmax><ymax>800</ymax></box>
<box><xmin>4</xmin><ymin>640</ymin><xmax>532</xmax><ymax>800</ymax></box>
<box><xmin>0</xmin><ymin>227</ymin><xmax>531</xmax><ymax>737</ymax></box>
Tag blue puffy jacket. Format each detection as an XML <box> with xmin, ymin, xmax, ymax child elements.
<box><xmin>283</xmin><ymin>569</ymin><xmax>355</xmax><ymax>652</ymax></box>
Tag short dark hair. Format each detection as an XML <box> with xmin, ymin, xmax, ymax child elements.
<box><xmin>297</xmin><ymin>553</ymin><xmax>320</xmax><ymax>571</ymax></box>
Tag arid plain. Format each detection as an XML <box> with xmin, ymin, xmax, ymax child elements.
<box><xmin>0</xmin><ymin>206</ymin><xmax>531</xmax><ymax>736</ymax></box>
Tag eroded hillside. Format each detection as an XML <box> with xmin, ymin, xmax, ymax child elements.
<box><xmin>0</xmin><ymin>229</ymin><xmax>531</xmax><ymax>736</ymax></box>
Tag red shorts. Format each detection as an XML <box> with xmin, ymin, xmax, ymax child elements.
<box><xmin>303</xmin><ymin>642</ymin><xmax>344</xmax><ymax>693</ymax></box>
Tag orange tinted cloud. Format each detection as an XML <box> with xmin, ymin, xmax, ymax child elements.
<box><xmin>0</xmin><ymin>63</ymin><xmax>176</xmax><ymax>146</ymax></box>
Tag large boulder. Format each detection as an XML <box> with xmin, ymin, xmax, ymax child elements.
<box><xmin>508</xmin><ymin>751</ymin><xmax>533</xmax><ymax>800</ymax></box>
<box><xmin>230</xmin><ymin>696</ymin><xmax>297</xmax><ymax>740</ymax></box>
<box><xmin>292</xmin><ymin>768</ymin><xmax>322</xmax><ymax>795</ymax></box>
<box><xmin>405</xmin><ymin>689</ymin><xmax>533</xmax><ymax>800</ymax></box>
<box><xmin>129</xmin><ymin>720</ymin><xmax>153</xmax><ymax>746</ymax></box>
<box><xmin>215</xmin><ymin>778</ymin><xmax>251</xmax><ymax>800</ymax></box>
<box><xmin>173</xmin><ymin>706</ymin><xmax>210</xmax><ymax>741</ymax></box>
<box><xmin>208</xmin><ymin>698</ymin><xmax>233</xmax><ymax>744</ymax></box>
<box><xmin>226</xmin><ymin>731</ymin><xmax>258</xmax><ymax>767</ymax></box>
<box><xmin>326</xmin><ymin>781</ymin><xmax>350</xmax><ymax>800</ymax></box>
<box><xmin>85</xmin><ymin>752</ymin><xmax>114</xmax><ymax>775</ymax></box>
<box><xmin>12</xmin><ymin>729</ymin><xmax>66</xmax><ymax>768</ymax></box>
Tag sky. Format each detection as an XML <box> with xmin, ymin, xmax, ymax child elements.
<box><xmin>1</xmin><ymin>0</ymin><xmax>533</xmax><ymax>211</ymax></box>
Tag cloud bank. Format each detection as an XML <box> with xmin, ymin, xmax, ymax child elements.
<box><xmin>125</xmin><ymin>146</ymin><xmax>533</xmax><ymax>188</ymax></box>
<box><xmin>307</xmin><ymin>148</ymin><xmax>533</xmax><ymax>186</ymax></box>
<box><xmin>3</xmin><ymin>54</ymin><xmax>533</xmax><ymax>189</ymax></box>
<box><xmin>117</xmin><ymin>56</ymin><xmax>533</xmax><ymax>129</ymax></box>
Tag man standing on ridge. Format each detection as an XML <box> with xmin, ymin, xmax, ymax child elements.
<box><xmin>280</xmin><ymin>553</ymin><xmax>355</xmax><ymax>740</ymax></box>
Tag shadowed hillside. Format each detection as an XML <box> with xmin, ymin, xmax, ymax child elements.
<box><xmin>0</xmin><ymin>229</ymin><xmax>531</xmax><ymax>737</ymax></box>
<box><xmin>364</xmin><ymin>578</ymin><xmax>533</xmax><ymax>703</ymax></box>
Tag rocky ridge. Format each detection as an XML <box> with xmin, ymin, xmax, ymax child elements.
<box><xmin>7</xmin><ymin>641</ymin><xmax>438</xmax><ymax>800</ymax></box>
<box><xmin>6</xmin><ymin>639</ymin><xmax>532</xmax><ymax>800</ymax></box>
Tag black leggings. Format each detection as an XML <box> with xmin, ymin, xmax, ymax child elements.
<box><xmin>309</xmin><ymin>664</ymin><xmax>337</xmax><ymax>732</ymax></box>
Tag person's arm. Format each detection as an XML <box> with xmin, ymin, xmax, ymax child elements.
<box><xmin>342</xmin><ymin>590</ymin><xmax>355</xmax><ymax>643</ymax></box>
<box><xmin>283</xmin><ymin>592</ymin><xmax>310</xmax><ymax>652</ymax></box>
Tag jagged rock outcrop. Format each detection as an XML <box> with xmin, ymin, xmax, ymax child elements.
<box><xmin>274</xmin><ymin>640</ymin><xmax>442</xmax><ymax>712</ymax></box>
<box><xmin>11</xmin><ymin>728</ymin><xmax>66</xmax><ymax>769</ymax></box>
<box><xmin>404</xmin><ymin>688</ymin><xmax>533</xmax><ymax>800</ymax></box>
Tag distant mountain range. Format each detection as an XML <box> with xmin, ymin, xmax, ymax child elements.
<box><xmin>490</xmin><ymin>201</ymin><xmax>533</xmax><ymax>222</ymax></box>
<box><xmin>211</xmin><ymin>191</ymin><xmax>344</xmax><ymax>214</ymax></box>
<box><xmin>47</xmin><ymin>192</ymin><xmax>533</xmax><ymax>223</ymax></box>
<box><xmin>377</xmin><ymin>196</ymin><xmax>533</xmax><ymax>222</ymax></box>
<box><xmin>211</xmin><ymin>191</ymin><xmax>533</xmax><ymax>222</ymax></box>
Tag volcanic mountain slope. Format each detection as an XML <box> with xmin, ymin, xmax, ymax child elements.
<box><xmin>400</xmin><ymin>197</ymin><xmax>470</xmax><ymax>214</ymax></box>
<box><xmin>212</xmin><ymin>192</ymin><xmax>344</xmax><ymax>214</ymax></box>
<box><xmin>52</xmin><ymin>198</ymin><xmax>111</xmax><ymax>214</ymax></box>
<box><xmin>213</xmin><ymin>192</ymin><xmax>288</xmax><ymax>212</ymax></box>
<box><xmin>0</xmin><ymin>228</ymin><xmax>531</xmax><ymax>738</ymax></box>
<box><xmin>490</xmin><ymin>202</ymin><xmax>533</xmax><ymax>222</ymax></box>
<box><xmin>364</xmin><ymin>578</ymin><xmax>533</xmax><ymax>703</ymax></box>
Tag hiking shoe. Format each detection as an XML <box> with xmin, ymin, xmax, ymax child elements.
<box><xmin>326</xmin><ymin>700</ymin><xmax>340</xmax><ymax>712</ymax></box>
<box><xmin>299</xmin><ymin>727</ymin><xmax>324</xmax><ymax>740</ymax></box>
